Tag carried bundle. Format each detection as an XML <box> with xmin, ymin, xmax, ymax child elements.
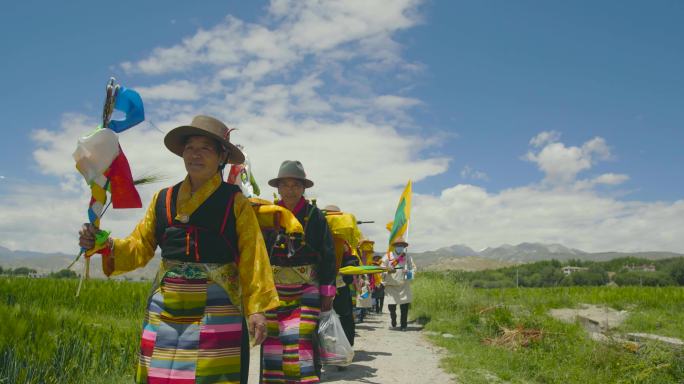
<box><xmin>249</xmin><ymin>197</ymin><xmax>304</xmax><ymax>256</ymax></box>
<box><xmin>323</xmin><ymin>205</ymin><xmax>362</xmax><ymax>271</ymax></box>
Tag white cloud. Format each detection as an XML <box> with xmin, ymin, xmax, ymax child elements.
<box><xmin>373</xmin><ymin>95</ymin><xmax>422</xmax><ymax>110</ymax></box>
<box><xmin>3</xmin><ymin>0</ymin><xmax>684</xmax><ymax>256</ymax></box>
<box><xmin>136</xmin><ymin>80</ymin><xmax>202</xmax><ymax>101</ymax></box>
<box><xmin>460</xmin><ymin>165</ymin><xmax>489</xmax><ymax>181</ymax></box>
<box><xmin>32</xmin><ymin>113</ymin><xmax>94</xmax><ymax>180</ymax></box>
<box><xmin>121</xmin><ymin>1</ymin><xmax>422</xmax><ymax>81</ymax></box>
<box><xmin>591</xmin><ymin>173</ymin><xmax>629</xmax><ymax>185</ymax></box>
<box><xmin>525</xmin><ymin>132</ymin><xmax>614</xmax><ymax>186</ymax></box>
<box><xmin>573</xmin><ymin>173</ymin><xmax>630</xmax><ymax>190</ymax></box>
<box><xmin>409</xmin><ymin>184</ymin><xmax>684</xmax><ymax>253</ymax></box>
<box><xmin>529</xmin><ymin>130</ymin><xmax>561</xmax><ymax>148</ymax></box>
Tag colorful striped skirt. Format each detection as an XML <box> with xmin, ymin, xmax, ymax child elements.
<box><xmin>136</xmin><ymin>270</ymin><xmax>247</xmax><ymax>384</ymax></box>
<box><xmin>261</xmin><ymin>283</ymin><xmax>321</xmax><ymax>383</ymax></box>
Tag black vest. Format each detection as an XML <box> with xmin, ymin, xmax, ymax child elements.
<box><xmin>264</xmin><ymin>203</ymin><xmax>321</xmax><ymax>266</ymax></box>
<box><xmin>155</xmin><ymin>182</ymin><xmax>240</xmax><ymax>264</ymax></box>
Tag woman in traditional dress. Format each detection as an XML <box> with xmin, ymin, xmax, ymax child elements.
<box><xmin>380</xmin><ymin>237</ymin><xmax>416</xmax><ymax>331</ymax></box>
<box><xmin>260</xmin><ymin>160</ymin><xmax>337</xmax><ymax>383</ymax></box>
<box><xmin>79</xmin><ymin>115</ymin><xmax>279</xmax><ymax>384</ymax></box>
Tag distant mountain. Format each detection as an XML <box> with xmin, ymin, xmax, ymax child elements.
<box><xmin>0</xmin><ymin>246</ymin><xmax>159</xmax><ymax>280</ymax></box>
<box><xmin>409</xmin><ymin>243</ymin><xmax>480</xmax><ymax>269</ymax></box>
<box><xmin>480</xmin><ymin>242</ymin><xmax>587</xmax><ymax>262</ymax></box>
<box><xmin>410</xmin><ymin>242</ymin><xmax>683</xmax><ymax>270</ymax></box>
<box><xmin>435</xmin><ymin>244</ymin><xmax>480</xmax><ymax>257</ymax></box>
<box><xmin>477</xmin><ymin>243</ymin><xmax>682</xmax><ymax>263</ymax></box>
<box><xmin>3</xmin><ymin>242</ymin><xmax>682</xmax><ymax>276</ymax></box>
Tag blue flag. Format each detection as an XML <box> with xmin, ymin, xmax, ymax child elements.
<box><xmin>108</xmin><ymin>86</ymin><xmax>144</xmax><ymax>133</ymax></box>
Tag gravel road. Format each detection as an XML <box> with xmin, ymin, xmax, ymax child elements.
<box><xmin>248</xmin><ymin>310</ymin><xmax>456</xmax><ymax>383</ymax></box>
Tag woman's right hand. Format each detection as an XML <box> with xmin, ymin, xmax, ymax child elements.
<box><xmin>78</xmin><ymin>223</ymin><xmax>98</xmax><ymax>249</ymax></box>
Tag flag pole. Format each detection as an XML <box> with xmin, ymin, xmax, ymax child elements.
<box><xmin>405</xmin><ymin>219</ymin><xmax>410</xmax><ymax>243</ymax></box>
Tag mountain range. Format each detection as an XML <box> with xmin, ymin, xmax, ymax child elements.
<box><xmin>0</xmin><ymin>245</ymin><xmax>160</xmax><ymax>280</ymax></box>
<box><xmin>2</xmin><ymin>243</ymin><xmax>683</xmax><ymax>277</ymax></box>
<box><xmin>410</xmin><ymin>242</ymin><xmax>683</xmax><ymax>269</ymax></box>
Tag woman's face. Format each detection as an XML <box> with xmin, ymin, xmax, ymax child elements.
<box><xmin>182</xmin><ymin>136</ymin><xmax>225</xmax><ymax>181</ymax></box>
<box><xmin>278</xmin><ymin>178</ymin><xmax>305</xmax><ymax>202</ymax></box>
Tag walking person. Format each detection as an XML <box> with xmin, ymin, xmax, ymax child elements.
<box><xmin>260</xmin><ymin>160</ymin><xmax>337</xmax><ymax>383</ymax></box>
<box><xmin>324</xmin><ymin>204</ymin><xmax>359</xmax><ymax>347</ymax></box>
<box><xmin>380</xmin><ymin>237</ymin><xmax>416</xmax><ymax>331</ymax></box>
<box><xmin>355</xmin><ymin>275</ymin><xmax>373</xmax><ymax>323</ymax></box>
<box><xmin>78</xmin><ymin>115</ymin><xmax>280</xmax><ymax>383</ymax></box>
<box><xmin>370</xmin><ymin>254</ymin><xmax>385</xmax><ymax>313</ymax></box>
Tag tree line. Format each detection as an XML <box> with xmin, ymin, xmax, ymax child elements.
<box><xmin>0</xmin><ymin>265</ymin><xmax>78</xmax><ymax>279</ymax></box>
<box><xmin>443</xmin><ymin>257</ymin><xmax>684</xmax><ymax>288</ymax></box>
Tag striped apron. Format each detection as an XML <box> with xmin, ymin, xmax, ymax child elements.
<box><xmin>261</xmin><ymin>265</ymin><xmax>321</xmax><ymax>383</ymax></box>
<box><xmin>136</xmin><ymin>262</ymin><xmax>247</xmax><ymax>384</ymax></box>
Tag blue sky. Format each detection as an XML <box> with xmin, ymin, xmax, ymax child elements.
<box><xmin>1</xmin><ymin>0</ymin><xmax>682</xmax><ymax>253</ymax></box>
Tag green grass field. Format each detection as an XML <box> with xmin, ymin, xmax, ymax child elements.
<box><xmin>3</xmin><ymin>274</ymin><xmax>684</xmax><ymax>383</ymax></box>
<box><xmin>0</xmin><ymin>277</ymin><xmax>149</xmax><ymax>383</ymax></box>
<box><xmin>412</xmin><ymin>272</ymin><xmax>684</xmax><ymax>383</ymax></box>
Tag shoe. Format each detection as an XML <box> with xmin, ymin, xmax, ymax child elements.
<box><xmin>337</xmin><ymin>366</ymin><xmax>347</xmax><ymax>371</ymax></box>
<box><xmin>400</xmin><ymin>326</ymin><xmax>407</xmax><ymax>331</ymax></box>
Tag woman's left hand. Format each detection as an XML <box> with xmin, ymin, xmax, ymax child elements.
<box><xmin>248</xmin><ymin>313</ymin><xmax>268</xmax><ymax>345</ymax></box>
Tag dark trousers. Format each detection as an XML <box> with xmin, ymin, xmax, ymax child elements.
<box><xmin>388</xmin><ymin>303</ymin><xmax>409</xmax><ymax>328</ymax></box>
<box><xmin>333</xmin><ymin>285</ymin><xmax>355</xmax><ymax>346</ymax></box>
<box><xmin>374</xmin><ymin>296</ymin><xmax>384</xmax><ymax>313</ymax></box>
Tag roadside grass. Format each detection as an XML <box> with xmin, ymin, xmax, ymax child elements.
<box><xmin>412</xmin><ymin>272</ymin><xmax>684</xmax><ymax>384</ymax></box>
<box><xmin>0</xmin><ymin>277</ymin><xmax>149</xmax><ymax>383</ymax></box>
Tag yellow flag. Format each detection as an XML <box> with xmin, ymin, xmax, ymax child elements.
<box><xmin>388</xmin><ymin>180</ymin><xmax>411</xmax><ymax>247</ymax></box>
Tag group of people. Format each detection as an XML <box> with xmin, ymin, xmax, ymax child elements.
<box><xmin>78</xmin><ymin>115</ymin><xmax>416</xmax><ymax>384</ymax></box>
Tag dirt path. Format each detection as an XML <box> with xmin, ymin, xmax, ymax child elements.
<box><xmin>248</xmin><ymin>311</ymin><xmax>456</xmax><ymax>383</ymax></box>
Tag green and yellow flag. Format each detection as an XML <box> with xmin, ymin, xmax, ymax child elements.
<box><xmin>387</xmin><ymin>180</ymin><xmax>412</xmax><ymax>248</ymax></box>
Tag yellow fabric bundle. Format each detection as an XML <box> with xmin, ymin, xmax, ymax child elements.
<box><xmin>324</xmin><ymin>212</ymin><xmax>362</xmax><ymax>269</ymax></box>
<box><xmin>249</xmin><ymin>198</ymin><xmax>304</xmax><ymax>235</ymax></box>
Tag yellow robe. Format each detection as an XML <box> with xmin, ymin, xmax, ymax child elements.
<box><xmin>104</xmin><ymin>173</ymin><xmax>279</xmax><ymax>316</ymax></box>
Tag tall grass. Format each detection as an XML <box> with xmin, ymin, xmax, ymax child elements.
<box><xmin>413</xmin><ymin>272</ymin><xmax>684</xmax><ymax>384</ymax></box>
<box><xmin>0</xmin><ymin>277</ymin><xmax>150</xmax><ymax>383</ymax></box>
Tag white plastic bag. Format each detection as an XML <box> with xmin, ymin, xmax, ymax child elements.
<box><xmin>318</xmin><ymin>309</ymin><xmax>354</xmax><ymax>366</ymax></box>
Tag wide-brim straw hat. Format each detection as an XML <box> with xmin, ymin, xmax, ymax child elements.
<box><xmin>391</xmin><ymin>236</ymin><xmax>409</xmax><ymax>247</ymax></box>
<box><xmin>268</xmin><ymin>160</ymin><xmax>314</xmax><ymax>188</ymax></box>
<box><xmin>323</xmin><ymin>204</ymin><xmax>341</xmax><ymax>212</ymax></box>
<box><xmin>164</xmin><ymin>115</ymin><xmax>245</xmax><ymax>164</ymax></box>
